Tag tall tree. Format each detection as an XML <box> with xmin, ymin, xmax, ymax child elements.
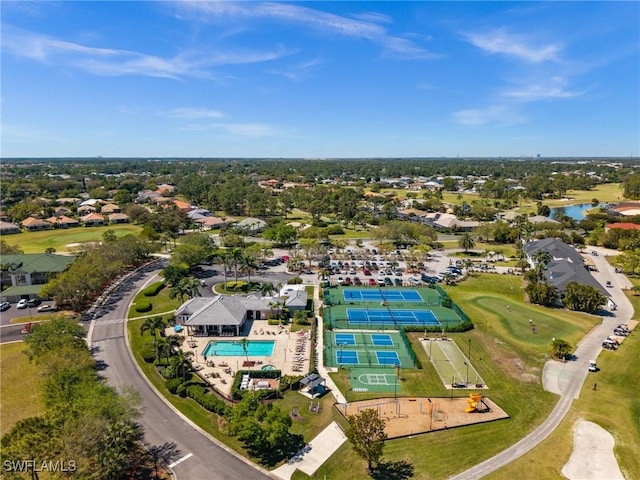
<box><xmin>458</xmin><ymin>232</ymin><xmax>475</xmax><ymax>253</ymax></box>
<box><xmin>345</xmin><ymin>408</ymin><xmax>388</xmax><ymax>472</ymax></box>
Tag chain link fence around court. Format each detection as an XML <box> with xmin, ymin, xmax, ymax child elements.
<box><xmin>323</xmin><ymin>331</ymin><xmax>415</xmax><ymax>369</ymax></box>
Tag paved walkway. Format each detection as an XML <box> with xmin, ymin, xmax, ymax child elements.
<box><xmin>272</xmin><ymin>422</ymin><xmax>347</xmax><ymax>480</ymax></box>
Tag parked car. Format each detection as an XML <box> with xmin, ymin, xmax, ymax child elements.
<box><xmin>16</xmin><ymin>299</ymin><xmax>28</xmax><ymax>309</ymax></box>
<box><xmin>37</xmin><ymin>304</ymin><xmax>58</xmax><ymax>313</ymax></box>
<box><xmin>394</xmin><ymin>278</ymin><xmax>403</xmax><ymax>286</ymax></box>
<box><xmin>27</xmin><ymin>298</ymin><xmax>42</xmax><ymax>307</ymax></box>
<box><xmin>363</xmin><ymin>269</ymin><xmax>371</xmax><ymax>276</ymax></box>
<box><xmin>0</xmin><ymin>301</ymin><xmax>10</xmax><ymax>311</ymax></box>
<box><xmin>368</xmin><ymin>278</ymin><xmax>377</xmax><ymax>286</ymax></box>
<box><xmin>606</xmin><ymin>280</ymin><xmax>613</xmax><ymax>288</ymax></box>
<box><xmin>613</xmin><ymin>328</ymin><xmax>628</xmax><ymax>337</ymax></box>
<box><xmin>384</xmin><ymin>277</ymin><xmax>393</xmax><ymax>285</ymax></box>
<box><xmin>353</xmin><ymin>277</ymin><xmax>362</xmax><ymax>286</ymax></box>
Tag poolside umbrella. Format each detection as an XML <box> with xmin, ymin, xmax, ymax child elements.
<box><xmin>173</xmin><ymin>325</ymin><xmax>183</xmax><ymax>333</ymax></box>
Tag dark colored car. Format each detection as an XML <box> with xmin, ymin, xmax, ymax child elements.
<box><xmin>27</xmin><ymin>298</ymin><xmax>41</xmax><ymax>308</ymax></box>
<box><xmin>394</xmin><ymin>278</ymin><xmax>403</xmax><ymax>286</ymax></box>
<box><xmin>384</xmin><ymin>277</ymin><xmax>393</xmax><ymax>285</ymax></box>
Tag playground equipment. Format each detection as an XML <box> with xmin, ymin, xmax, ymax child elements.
<box><xmin>465</xmin><ymin>392</ymin><xmax>490</xmax><ymax>413</ymax></box>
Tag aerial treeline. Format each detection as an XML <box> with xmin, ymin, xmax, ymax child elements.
<box><xmin>0</xmin><ymin>157</ymin><xmax>631</xmax><ymax>212</ymax></box>
<box><xmin>40</xmin><ymin>234</ymin><xmax>152</xmax><ymax>311</ymax></box>
<box><xmin>0</xmin><ymin>318</ymin><xmax>154</xmax><ymax>479</ymax></box>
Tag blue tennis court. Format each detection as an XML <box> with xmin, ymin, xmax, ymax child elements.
<box><xmin>376</xmin><ymin>351</ymin><xmax>401</xmax><ymax>365</ymax></box>
<box><xmin>334</xmin><ymin>333</ymin><xmax>356</xmax><ymax>346</ymax></box>
<box><xmin>336</xmin><ymin>350</ymin><xmax>359</xmax><ymax>365</ymax></box>
<box><xmin>343</xmin><ymin>289</ymin><xmax>423</xmax><ymax>302</ymax></box>
<box><xmin>371</xmin><ymin>333</ymin><xmax>394</xmax><ymax>346</ymax></box>
<box><xmin>347</xmin><ymin>308</ymin><xmax>440</xmax><ymax>326</ymax></box>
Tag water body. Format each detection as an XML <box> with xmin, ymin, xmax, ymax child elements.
<box><xmin>549</xmin><ymin>203</ymin><xmax>607</xmax><ymax>220</ymax></box>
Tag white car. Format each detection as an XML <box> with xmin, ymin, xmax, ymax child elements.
<box><xmin>36</xmin><ymin>304</ymin><xmax>58</xmax><ymax>313</ymax></box>
<box><xmin>16</xmin><ymin>299</ymin><xmax>28</xmax><ymax>309</ymax></box>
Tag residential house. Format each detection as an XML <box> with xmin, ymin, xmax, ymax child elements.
<box><xmin>101</xmin><ymin>203</ymin><xmax>121</xmax><ymax>214</ymax></box>
<box><xmin>21</xmin><ymin>217</ymin><xmax>52</xmax><ymax>231</ymax></box>
<box><xmin>236</xmin><ymin>217</ymin><xmax>267</xmax><ymax>234</ymax></box>
<box><xmin>0</xmin><ymin>221</ymin><xmax>21</xmax><ymax>235</ymax></box>
<box><xmin>0</xmin><ymin>253</ymin><xmax>76</xmax><ymax>302</ymax></box>
<box><xmin>605</xmin><ymin>222</ymin><xmax>640</xmax><ymax>232</ymax></box>
<box><xmin>81</xmin><ymin>213</ymin><xmax>106</xmax><ymax>226</ymax></box>
<box><xmin>108</xmin><ymin>213</ymin><xmax>130</xmax><ymax>224</ymax></box>
<box><xmin>46</xmin><ymin>215</ymin><xmax>80</xmax><ymax>228</ymax></box>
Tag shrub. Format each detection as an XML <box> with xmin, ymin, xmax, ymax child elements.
<box><xmin>287</xmin><ymin>277</ymin><xmax>303</xmax><ymax>285</ymax></box>
<box><xmin>135</xmin><ymin>301</ymin><xmax>152</xmax><ymax>313</ymax></box>
<box><xmin>143</xmin><ymin>281</ymin><xmax>165</xmax><ymax>297</ymax></box>
<box><xmin>166</xmin><ymin>378</ymin><xmax>182</xmax><ymax>394</ymax></box>
<box><xmin>141</xmin><ymin>344</ymin><xmax>156</xmax><ymax>363</ymax></box>
<box><xmin>267</xmin><ymin>319</ymin><xmax>280</xmax><ymax>325</ymax></box>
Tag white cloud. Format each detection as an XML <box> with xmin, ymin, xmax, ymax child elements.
<box><xmin>502</xmin><ymin>76</ymin><xmax>586</xmax><ymax>101</ymax></box>
<box><xmin>179</xmin><ymin>121</ymin><xmax>282</xmax><ymax>137</ymax></box>
<box><xmin>269</xmin><ymin>58</ymin><xmax>324</xmax><ymax>80</ymax></box>
<box><xmin>1</xmin><ymin>24</ymin><xmax>293</xmax><ymax>79</ymax></box>
<box><xmin>350</xmin><ymin>11</ymin><xmax>393</xmax><ymax>24</ymax></box>
<box><xmin>464</xmin><ymin>28</ymin><xmax>562</xmax><ymax>63</ymax></box>
<box><xmin>162</xmin><ymin>108</ymin><xmax>226</xmax><ymax>119</ymax></box>
<box><xmin>175</xmin><ymin>1</ymin><xmax>438</xmax><ymax>60</ymax></box>
<box><xmin>454</xmin><ymin>105</ymin><xmax>525</xmax><ymax>127</ymax></box>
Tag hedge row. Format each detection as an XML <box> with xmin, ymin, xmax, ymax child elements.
<box><xmin>186</xmin><ymin>384</ymin><xmax>231</xmax><ymax>417</ymax></box>
<box><xmin>143</xmin><ymin>281</ymin><xmax>165</xmax><ymax>297</ymax></box>
<box><xmin>135</xmin><ymin>301</ymin><xmax>152</xmax><ymax>313</ymax></box>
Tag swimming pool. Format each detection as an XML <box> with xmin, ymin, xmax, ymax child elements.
<box><xmin>203</xmin><ymin>340</ymin><xmax>275</xmax><ymax>357</ymax></box>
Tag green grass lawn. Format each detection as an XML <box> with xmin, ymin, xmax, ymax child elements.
<box><xmin>487</xmin><ymin>297</ymin><xmax>640</xmax><ymax>480</ymax></box>
<box><xmin>3</xmin><ymin>224</ymin><xmax>143</xmax><ymax>253</ymax></box>
<box><xmin>293</xmin><ymin>274</ymin><xmax>603</xmax><ymax>479</ymax></box>
<box><xmin>0</xmin><ymin>343</ymin><xmax>45</xmax><ymax>437</ymax></box>
<box><xmin>127</xmin><ymin>285</ymin><xmax>181</xmax><ymax>319</ymax></box>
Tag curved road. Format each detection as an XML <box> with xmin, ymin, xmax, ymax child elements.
<box><xmin>88</xmin><ymin>262</ymin><xmax>274</xmax><ymax>480</ymax></box>
<box><xmin>449</xmin><ymin>246</ymin><xmax>633</xmax><ymax>479</ymax></box>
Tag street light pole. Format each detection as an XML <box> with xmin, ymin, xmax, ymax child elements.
<box><xmin>464</xmin><ymin>361</ymin><xmax>469</xmax><ymax>386</ymax></box>
<box><xmin>427</xmin><ymin>398</ymin><xmax>433</xmax><ymax>430</ymax></box>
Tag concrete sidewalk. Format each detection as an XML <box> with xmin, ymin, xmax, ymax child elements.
<box><xmin>272</xmin><ymin>422</ymin><xmax>347</xmax><ymax>480</ymax></box>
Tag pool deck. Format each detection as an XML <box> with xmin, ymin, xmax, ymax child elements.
<box><xmin>166</xmin><ymin>323</ymin><xmax>312</xmax><ymax>398</ymax></box>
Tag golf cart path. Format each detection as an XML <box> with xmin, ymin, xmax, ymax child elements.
<box><xmin>449</xmin><ymin>246</ymin><xmax>632</xmax><ymax>479</ymax></box>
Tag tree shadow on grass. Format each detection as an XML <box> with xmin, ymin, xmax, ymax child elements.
<box><xmin>370</xmin><ymin>460</ymin><xmax>414</xmax><ymax>480</ymax></box>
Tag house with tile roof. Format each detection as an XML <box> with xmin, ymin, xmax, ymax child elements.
<box><xmin>605</xmin><ymin>222</ymin><xmax>640</xmax><ymax>231</ymax></box>
<box><xmin>81</xmin><ymin>213</ymin><xmax>106</xmax><ymax>226</ymax></box>
<box><xmin>46</xmin><ymin>215</ymin><xmax>80</xmax><ymax>228</ymax></box>
<box><xmin>101</xmin><ymin>203</ymin><xmax>121</xmax><ymax>214</ymax></box>
<box><xmin>21</xmin><ymin>217</ymin><xmax>52</xmax><ymax>231</ymax></box>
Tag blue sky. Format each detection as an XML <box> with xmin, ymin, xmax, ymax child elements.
<box><xmin>2</xmin><ymin>1</ymin><xmax>639</xmax><ymax>158</ymax></box>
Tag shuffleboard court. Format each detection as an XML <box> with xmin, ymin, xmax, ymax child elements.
<box><xmin>343</xmin><ymin>289</ymin><xmax>423</xmax><ymax>302</ymax></box>
<box><xmin>347</xmin><ymin>308</ymin><xmax>440</xmax><ymax>326</ymax></box>
<box><xmin>425</xmin><ymin>339</ymin><xmax>485</xmax><ymax>388</ymax></box>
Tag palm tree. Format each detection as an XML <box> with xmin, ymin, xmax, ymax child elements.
<box><xmin>214</xmin><ymin>249</ymin><xmax>232</xmax><ymax>290</ymax></box>
<box><xmin>140</xmin><ymin>316</ymin><xmax>167</xmax><ymax>360</ymax></box>
<box><xmin>229</xmin><ymin>247</ymin><xmax>243</xmax><ymax>283</ymax></box>
<box><xmin>140</xmin><ymin>316</ymin><xmax>166</xmax><ymax>339</ymax></box>
<box><xmin>170</xmin><ymin>349</ymin><xmax>194</xmax><ymax>381</ymax></box>
<box><xmin>260</xmin><ymin>282</ymin><xmax>276</xmax><ymax>297</ymax></box>
<box><xmin>462</xmin><ymin>258</ymin><xmax>474</xmax><ymax>276</ymax></box>
<box><xmin>533</xmin><ymin>250</ymin><xmax>553</xmax><ymax>282</ymax></box>
<box><xmin>458</xmin><ymin>232</ymin><xmax>475</xmax><ymax>253</ymax></box>
<box><xmin>317</xmin><ymin>268</ymin><xmax>331</xmax><ymax>282</ymax></box>
<box><xmin>241</xmin><ymin>254</ymin><xmax>258</xmax><ymax>285</ymax></box>
<box><xmin>239</xmin><ymin>338</ymin><xmax>249</xmax><ymax>361</ymax></box>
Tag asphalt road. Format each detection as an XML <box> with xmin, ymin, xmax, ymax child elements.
<box><xmin>89</xmin><ymin>262</ymin><xmax>275</xmax><ymax>480</ymax></box>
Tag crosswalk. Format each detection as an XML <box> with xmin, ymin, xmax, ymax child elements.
<box><xmin>95</xmin><ymin>318</ymin><xmax>126</xmax><ymax>325</ymax></box>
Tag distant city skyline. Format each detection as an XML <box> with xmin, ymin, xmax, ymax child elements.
<box><xmin>2</xmin><ymin>1</ymin><xmax>639</xmax><ymax>158</ymax></box>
